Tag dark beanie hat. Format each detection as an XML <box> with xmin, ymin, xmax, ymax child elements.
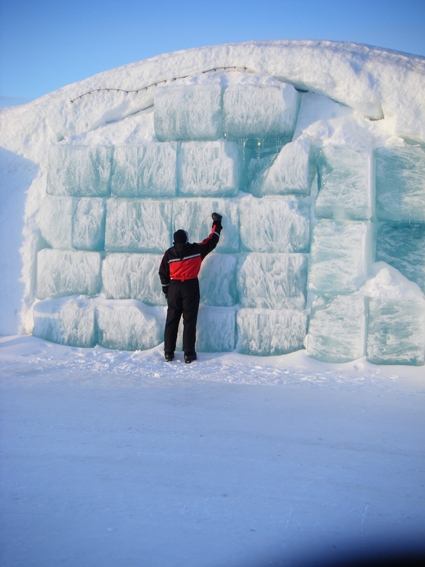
<box><xmin>173</xmin><ymin>229</ymin><xmax>188</xmax><ymax>244</ymax></box>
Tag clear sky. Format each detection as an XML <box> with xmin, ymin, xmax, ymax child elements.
<box><xmin>1</xmin><ymin>0</ymin><xmax>424</xmax><ymax>108</ymax></box>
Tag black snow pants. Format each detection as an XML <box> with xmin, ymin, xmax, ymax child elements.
<box><xmin>164</xmin><ymin>279</ymin><xmax>200</xmax><ymax>354</ymax></box>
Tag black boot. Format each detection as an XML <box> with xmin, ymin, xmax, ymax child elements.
<box><xmin>184</xmin><ymin>352</ymin><xmax>197</xmax><ymax>364</ymax></box>
<box><xmin>164</xmin><ymin>351</ymin><xmax>174</xmax><ymax>362</ymax></box>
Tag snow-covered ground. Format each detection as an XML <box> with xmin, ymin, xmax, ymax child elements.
<box><xmin>1</xmin><ymin>337</ymin><xmax>424</xmax><ymax>567</ymax></box>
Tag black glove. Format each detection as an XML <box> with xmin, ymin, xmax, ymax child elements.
<box><xmin>212</xmin><ymin>212</ymin><xmax>222</xmax><ymax>229</ymax></box>
<box><xmin>162</xmin><ymin>286</ymin><xmax>168</xmax><ymax>298</ymax></box>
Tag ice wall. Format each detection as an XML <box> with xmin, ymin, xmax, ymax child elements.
<box><xmin>33</xmin><ymin>80</ymin><xmax>425</xmax><ymax>364</ymax></box>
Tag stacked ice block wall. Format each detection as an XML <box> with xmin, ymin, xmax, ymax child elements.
<box><xmin>34</xmin><ymin>82</ymin><xmax>425</xmax><ymax>364</ymax></box>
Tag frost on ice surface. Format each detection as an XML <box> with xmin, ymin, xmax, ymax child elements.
<box><xmin>33</xmin><ymin>296</ymin><xmax>96</xmax><ymax>348</ymax></box>
<box><xmin>37</xmin><ymin>250</ymin><xmax>102</xmax><ymax>300</ymax></box>
<box><xmin>195</xmin><ymin>307</ymin><xmax>236</xmax><ymax>352</ymax></box>
<box><xmin>223</xmin><ymin>83</ymin><xmax>299</xmax><ymax>140</ymax></box>
<box><xmin>110</xmin><ymin>144</ymin><xmax>177</xmax><ymax>198</ymax></box>
<box><xmin>102</xmin><ymin>254</ymin><xmax>166</xmax><ymax>306</ymax></box>
<box><xmin>97</xmin><ymin>300</ymin><xmax>165</xmax><ymax>351</ymax></box>
<box><xmin>308</xmin><ymin>220</ymin><xmax>373</xmax><ymax>295</ymax></box>
<box><xmin>375</xmin><ymin>145</ymin><xmax>425</xmax><ymax>222</ymax></box>
<box><xmin>172</xmin><ymin>198</ymin><xmax>239</xmax><ymax>253</ymax></box>
<box><xmin>105</xmin><ymin>199</ymin><xmax>171</xmax><ymax>252</ymax></box>
<box><xmin>315</xmin><ymin>146</ymin><xmax>373</xmax><ymax>220</ymax></box>
<box><xmin>305</xmin><ymin>294</ymin><xmax>366</xmax><ymax>362</ymax></box>
<box><xmin>154</xmin><ymin>85</ymin><xmax>223</xmax><ymax>141</ymax></box>
<box><xmin>236</xmin><ymin>308</ymin><xmax>307</xmax><ymax>356</ymax></box>
<box><xmin>239</xmin><ymin>196</ymin><xmax>310</xmax><ymax>253</ymax></box>
<box><xmin>47</xmin><ymin>146</ymin><xmax>112</xmax><ymax>197</ymax></box>
<box><xmin>238</xmin><ymin>254</ymin><xmax>307</xmax><ymax>310</ymax></box>
<box><xmin>39</xmin><ymin>196</ymin><xmax>74</xmax><ymax>249</ymax></box>
<box><xmin>72</xmin><ymin>198</ymin><xmax>105</xmax><ymax>251</ymax></box>
<box><xmin>199</xmin><ymin>254</ymin><xmax>238</xmax><ymax>307</ymax></box>
<box><xmin>179</xmin><ymin>141</ymin><xmax>241</xmax><ymax>197</ymax></box>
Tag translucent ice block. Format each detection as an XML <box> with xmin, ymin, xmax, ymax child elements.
<box><xmin>366</xmin><ymin>298</ymin><xmax>425</xmax><ymax>365</ymax></box>
<box><xmin>308</xmin><ymin>221</ymin><xmax>373</xmax><ymax>294</ymax></box>
<box><xmin>376</xmin><ymin>223</ymin><xmax>425</xmax><ymax>293</ymax></box>
<box><xmin>105</xmin><ymin>199</ymin><xmax>171</xmax><ymax>252</ymax></box>
<box><xmin>154</xmin><ymin>85</ymin><xmax>223</xmax><ymax>141</ymax></box>
<box><xmin>37</xmin><ymin>249</ymin><xmax>102</xmax><ymax>299</ymax></box>
<box><xmin>179</xmin><ymin>141</ymin><xmax>241</xmax><ymax>197</ymax></box>
<box><xmin>33</xmin><ymin>296</ymin><xmax>96</xmax><ymax>347</ymax></box>
<box><xmin>102</xmin><ymin>253</ymin><xmax>166</xmax><ymax>306</ymax></box>
<box><xmin>39</xmin><ymin>196</ymin><xmax>74</xmax><ymax>249</ymax></box>
<box><xmin>172</xmin><ymin>198</ymin><xmax>239</xmax><ymax>253</ymax></box>
<box><xmin>72</xmin><ymin>198</ymin><xmax>105</xmax><ymax>251</ymax></box>
<box><xmin>110</xmin><ymin>144</ymin><xmax>177</xmax><ymax>198</ymax></box>
<box><xmin>47</xmin><ymin>145</ymin><xmax>112</xmax><ymax>197</ymax></box>
<box><xmin>249</xmin><ymin>138</ymin><xmax>316</xmax><ymax>197</ymax></box>
<box><xmin>199</xmin><ymin>254</ymin><xmax>238</xmax><ymax>307</ymax></box>
<box><xmin>375</xmin><ymin>145</ymin><xmax>425</xmax><ymax>222</ymax></box>
<box><xmin>223</xmin><ymin>83</ymin><xmax>299</xmax><ymax>139</ymax></box>
<box><xmin>237</xmin><ymin>253</ymin><xmax>308</xmax><ymax>310</ymax></box>
<box><xmin>96</xmin><ymin>299</ymin><xmax>165</xmax><ymax>351</ymax></box>
<box><xmin>236</xmin><ymin>308</ymin><xmax>307</xmax><ymax>356</ymax></box>
<box><xmin>315</xmin><ymin>145</ymin><xmax>373</xmax><ymax>220</ymax></box>
<box><xmin>239</xmin><ymin>196</ymin><xmax>310</xmax><ymax>253</ymax></box>
<box><xmin>305</xmin><ymin>294</ymin><xmax>366</xmax><ymax>362</ymax></box>
<box><xmin>196</xmin><ymin>307</ymin><xmax>236</xmax><ymax>352</ymax></box>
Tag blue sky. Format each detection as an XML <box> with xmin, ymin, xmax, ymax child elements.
<box><xmin>1</xmin><ymin>0</ymin><xmax>424</xmax><ymax>107</ymax></box>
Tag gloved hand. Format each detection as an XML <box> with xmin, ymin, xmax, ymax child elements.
<box><xmin>162</xmin><ymin>286</ymin><xmax>168</xmax><ymax>298</ymax></box>
<box><xmin>212</xmin><ymin>212</ymin><xmax>222</xmax><ymax>229</ymax></box>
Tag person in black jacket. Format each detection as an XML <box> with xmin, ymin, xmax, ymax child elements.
<box><xmin>159</xmin><ymin>213</ymin><xmax>223</xmax><ymax>363</ymax></box>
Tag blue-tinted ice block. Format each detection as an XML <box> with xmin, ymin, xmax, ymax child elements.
<box><xmin>179</xmin><ymin>141</ymin><xmax>241</xmax><ymax>197</ymax></box>
<box><xmin>238</xmin><ymin>253</ymin><xmax>308</xmax><ymax>310</ymax></box>
<box><xmin>375</xmin><ymin>145</ymin><xmax>425</xmax><ymax>222</ymax></box>
<box><xmin>366</xmin><ymin>298</ymin><xmax>425</xmax><ymax>365</ymax></box>
<box><xmin>47</xmin><ymin>145</ymin><xmax>112</xmax><ymax>197</ymax></box>
<box><xmin>110</xmin><ymin>144</ymin><xmax>177</xmax><ymax>197</ymax></box>
<box><xmin>199</xmin><ymin>254</ymin><xmax>238</xmax><ymax>306</ymax></box>
<box><xmin>37</xmin><ymin>249</ymin><xmax>102</xmax><ymax>299</ymax></box>
<box><xmin>308</xmin><ymin>220</ymin><xmax>373</xmax><ymax>294</ymax></box>
<box><xmin>196</xmin><ymin>307</ymin><xmax>236</xmax><ymax>352</ymax></box>
<box><xmin>249</xmin><ymin>138</ymin><xmax>316</xmax><ymax>197</ymax></box>
<box><xmin>240</xmin><ymin>196</ymin><xmax>310</xmax><ymax>253</ymax></box>
<box><xmin>236</xmin><ymin>308</ymin><xmax>307</xmax><ymax>356</ymax></box>
<box><xmin>376</xmin><ymin>223</ymin><xmax>425</xmax><ymax>293</ymax></box>
<box><xmin>72</xmin><ymin>198</ymin><xmax>105</xmax><ymax>250</ymax></box>
<box><xmin>33</xmin><ymin>296</ymin><xmax>96</xmax><ymax>347</ymax></box>
<box><xmin>223</xmin><ymin>83</ymin><xmax>299</xmax><ymax>139</ymax></box>
<box><xmin>172</xmin><ymin>198</ymin><xmax>239</xmax><ymax>253</ymax></box>
<box><xmin>102</xmin><ymin>253</ymin><xmax>166</xmax><ymax>306</ymax></box>
<box><xmin>39</xmin><ymin>196</ymin><xmax>74</xmax><ymax>249</ymax></box>
<box><xmin>315</xmin><ymin>145</ymin><xmax>373</xmax><ymax>220</ymax></box>
<box><xmin>96</xmin><ymin>300</ymin><xmax>165</xmax><ymax>351</ymax></box>
<box><xmin>305</xmin><ymin>294</ymin><xmax>366</xmax><ymax>362</ymax></box>
<box><xmin>154</xmin><ymin>85</ymin><xmax>223</xmax><ymax>141</ymax></box>
<box><xmin>105</xmin><ymin>199</ymin><xmax>171</xmax><ymax>252</ymax></box>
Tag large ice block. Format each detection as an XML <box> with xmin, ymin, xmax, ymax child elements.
<box><xmin>236</xmin><ymin>308</ymin><xmax>307</xmax><ymax>356</ymax></box>
<box><xmin>223</xmin><ymin>83</ymin><xmax>299</xmax><ymax>139</ymax></box>
<box><xmin>105</xmin><ymin>199</ymin><xmax>171</xmax><ymax>252</ymax></box>
<box><xmin>366</xmin><ymin>298</ymin><xmax>425</xmax><ymax>365</ymax></box>
<box><xmin>172</xmin><ymin>198</ymin><xmax>239</xmax><ymax>253</ymax></box>
<box><xmin>154</xmin><ymin>85</ymin><xmax>223</xmax><ymax>141</ymax></box>
<box><xmin>199</xmin><ymin>254</ymin><xmax>238</xmax><ymax>306</ymax></box>
<box><xmin>305</xmin><ymin>294</ymin><xmax>366</xmax><ymax>362</ymax></box>
<box><xmin>110</xmin><ymin>144</ymin><xmax>177</xmax><ymax>197</ymax></box>
<box><xmin>37</xmin><ymin>249</ymin><xmax>102</xmax><ymax>299</ymax></box>
<box><xmin>72</xmin><ymin>198</ymin><xmax>105</xmax><ymax>250</ymax></box>
<box><xmin>308</xmin><ymin>221</ymin><xmax>373</xmax><ymax>294</ymax></box>
<box><xmin>237</xmin><ymin>253</ymin><xmax>308</xmax><ymax>310</ymax></box>
<box><xmin>249</xmin><ymin>138</ymin><xmax>316</xmax><ymax>197</ymax></box>
<box><xmin>33</xmin><ymin>296</ymin><xmax>96</xmax><ymax>348</ymax></box>
<box><xmin>375</xmin><ymin>145</ymin><xmax>425</xmax><ymax>222</ymax></box>
<box><xmin>97</xmin><ymin>299</ymin><xmax>165</xmax><ymax>351</ymax></box>
<box><xmin>376</xmin><ymin>223</ymin><xmax>425</xmax><ymax>293</ymax></box>
<box><xmin>39</xmin><ymin>196</ymin><xmax>74</xmax><ymax>249</ymax></box>
<box><xmin>196</xmin><ymin>307</ymin><xmax>236</xmax><ymax>352</ymax></box>
<box><xmin>179</xmin><ymin>141</ymin><xmax>241</xmax><ymax>197</ymax></box>
<box><xmin>315</xmin><ymin>145</ymin><xmax>373</xmax><ymax>220</ymax></box>
<box><xmin>102</xmin><ymin>253</ymin><xmax>166</xmax><ymax>306</ymax></box>
<box><xmin>47</xmin><ymin>145</ymin><xmax>112</xmax><ymax>197</ymax></box>
<box><xmin>239</xmin><ymin>196</ymin><xmax>310</xmax><ymax>253</ymax></box>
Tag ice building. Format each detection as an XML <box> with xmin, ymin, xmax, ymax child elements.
<box><xmin>1</xmin><ymin>41</ymin><xmax>425</xmax><ymax>364</ymax></box>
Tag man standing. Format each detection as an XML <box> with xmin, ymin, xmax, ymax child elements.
<box><xmin>159</xmin><ymin>213</ymin><xmax>223</xmax><ymax>363</ymax></box>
